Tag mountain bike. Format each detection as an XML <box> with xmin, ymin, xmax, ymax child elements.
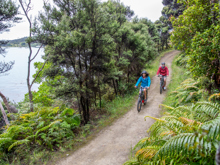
<box><xmin>137</xmin><ymin>87</ymin><xmax>148</xmax><ymax>112</ymax></box>
<box><xmin>159</xmin><ymin>75</ymin><xmax>165</xmax><ymax>94</ymax></box>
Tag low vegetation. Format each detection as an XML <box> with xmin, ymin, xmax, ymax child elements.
<box><xmin>124</xmin><ymin>56</ymin><xmax>220</xmax><ymax>165</ymax></box>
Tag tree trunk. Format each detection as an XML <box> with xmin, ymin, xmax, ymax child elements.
<box><xmin>0</xmin><ymin>102</ymin><xmax>9</xmax><ymax>125</ymax></box>
<box><xmin>127</xmin><ymin>66</ymin><xmax>130</xmax><ymax>83</ymax></box>
<box><xmin>0</xmin><ymin>92</ymin><xmax>11</xmax><ymax>113</ymax></box>
<box><xmin>28</xmin><ymin>85</ymin><xmax>34</xmax><ymax>112</ymax></box>
<box><xmin>98</xmin><ymin>72</ymin><xmax>101</xmax><ymax>108</ymax></box>
<box><xmin>86</xmin><ymin>98</ymin><xmax>89</xmax><ymax>122</ymax></box>
<box><xmin>112</xmin><ymin>79</ymin><xmax>117</xmax><ymax>95</ymax></box>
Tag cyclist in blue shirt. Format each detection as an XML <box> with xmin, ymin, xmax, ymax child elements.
<box><xmin>134</xmin><ymin>71</ymin><xmax>151</xmax><ymax>102</ymax></box>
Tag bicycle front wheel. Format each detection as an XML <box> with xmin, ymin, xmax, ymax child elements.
<box><xmin>137</xmin><ymin>97</ymin><xmax>142</xmax><ymax>112</ymax></box>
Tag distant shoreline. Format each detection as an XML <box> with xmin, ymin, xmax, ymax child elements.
<box><xmin>4</xmin><ymin>45</ymin><xmax>43</xmax><ymax>48</ymax></box>
<box><xmin>2</xmin><ymin>37</ymin><xmax>42</xmax><ymax>48</ymax></box>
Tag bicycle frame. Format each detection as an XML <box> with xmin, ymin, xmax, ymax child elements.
<box><xmin>137</xmin><ymin>87</ymin><xmax>148</xmax><ymax>112</ymax></box>
<box><xmin>159</xmin><ymin>75</ymin><xmax>165</xmax><ymax>94</ymax></box>
<box><xmin>139</xmin><ymin>87</ymin><xmax>145</xmax><ymax>103</ymax></box>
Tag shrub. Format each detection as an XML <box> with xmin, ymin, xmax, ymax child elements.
<box><xmin>0</xmin><ymin>106</ymin><xmax>80</xmax><ymax>160</ymax></box>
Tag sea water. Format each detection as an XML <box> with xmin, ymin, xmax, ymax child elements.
<box><xmin>0</xmin><ymin>47</ymin><xmax>44</xmax><ymax>102</ymax></box>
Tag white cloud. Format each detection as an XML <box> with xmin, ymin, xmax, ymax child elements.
<box><xmin>0</xmin><ymin>0</ymin><xmax>163</xmax><ymax>40</ymax></box>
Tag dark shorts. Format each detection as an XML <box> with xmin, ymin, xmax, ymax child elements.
<box><xmin>139</xmin><ymin>87</ymin><xmax>148</xmax><ymax>92</ymax></box>
<box><xmin>161</xmin><ymin>75</ymin><xmax>167</xmax><ymax>79</ymax></box>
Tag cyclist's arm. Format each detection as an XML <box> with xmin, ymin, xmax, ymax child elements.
<box><xmin>148</xmin><ymin>76</ymin><xmax>151</xmax><ymax>87</ymax></box>
<box><xmin>156</xmin><ymin>66</ymin><xmax>161</xmax><ymax>75</ymax></box>
<box><xmin>135</xmin><ymin>77</ymin><xmax>141</xmax><ymax>87</ymax></box>
<box><xmin>166</xmin><ymin>67</ymin><xmax>169</xmax><ymax>76</ymax></box>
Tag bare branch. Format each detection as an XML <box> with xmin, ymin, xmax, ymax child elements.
<box><xmin>0</xmin><ymin>102</ymin><xmax>9</xmax><ymax>125</ymax></box>
<box><xmin>19</xmin><ymin>0</ymin><xmax>32</xmax><ymax>29</ymax></box>
<box><xmin>25</xmin><ymin>0</ymin><xmax>32</xmax><ymax>13</ymax></box>
<box><xmin>30</xmin><ymin>60</ymin><xmax>48</xmax><ymax>88</ymax></box>
<box><xmin>0</xmin><ymin>92</ymin><xmax>11</xmax><ymax>113</ymax></box>
<box><xmin>30</xmin><ymin>44</ymin><xmax>43</xmax><ymax>62</ymax></box>
<box><xmin>0</xmin><ymin>61</ymin><xmax>15</xmax><ymax>74</ymax></box>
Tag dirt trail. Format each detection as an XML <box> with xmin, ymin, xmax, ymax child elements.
<box><xmin>56</xmin><ymin>50</ymin><xmax>179</xmax><ymax>165</ymax></box>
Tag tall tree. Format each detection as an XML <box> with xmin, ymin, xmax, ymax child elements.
<box><xmin>33</xmin><ymin>0</ymin><xmax>157</xmax><ymax>124</ymax></box>
<box><xmin>34</xmin><ymin>0</ymin><xmax>117</xmax><ymax>123</ymax></box>
<box><xmin>155</xmin><ymin>0</ymin><xmax>185</xmax><ymax>50</ymax></box>
<box><xmin>19</xmin><ymin>0</ymin><xmax>45</xmax><ymax>112</ymax></box>
<box><xmin>171</xmin><ymin>0</ymin><xmax>220</xmax><ymax>89</ymax></box>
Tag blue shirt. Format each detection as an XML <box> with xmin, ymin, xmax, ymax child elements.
<box><xmin>135</xmin><ymin>76</ymin><xmax>151</xmax><ymax>87</ymax></box>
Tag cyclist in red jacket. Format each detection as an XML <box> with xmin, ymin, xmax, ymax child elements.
<box><xmin>156</xmin><ymin>62</ymin><xmax>169</xmax><ymax>90</ymax></box>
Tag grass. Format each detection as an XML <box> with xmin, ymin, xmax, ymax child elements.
<box><xmin>162</xmin><ymin>54</ymin><xmax>188</xmax><ymax>106</ymax></box>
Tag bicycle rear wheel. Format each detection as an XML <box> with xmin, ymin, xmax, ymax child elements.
<box><xmin>160</xmin><ymin>83</ymin><xmax>163</xmax><ymax>94</ymax></box>
<box><xmin>137</xmin><ymin>97</ymin><xmax>142</xmax><ymax>112</ymax></box>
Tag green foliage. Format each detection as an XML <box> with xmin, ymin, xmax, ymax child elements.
<box><xmin>0</xmin><ymin>0</ymin><xmax>21</xmax><ymax>32</ymax></box>
<box><xmin>24</xmin><ymin>81</ymin><xmax>55</xmax><ymax>107</ymax></box>
<box><xmin>169</xmin><ymin>78</ymin><xmax>203</xmax><ymax>106</ymax></box>
<box><xmin>32</xmin><ymin>0</ymin><xmax>158</xmax><ymax>124</ymax></box>
<box><xmin>125</xmin><ymin>98</ymin><xmax>220</xmax><ymax>165</ymax></box>
<box><xmin>171</xmin><ymin>0</ymin><xmax>220</xmax><ymax>89</ymax></box>
<box><xmin>154</xmin><ymin>0</ymin><xmax>185</xmax><ymax>51</ymax></box>
<box><xmin>0</xmin><ymin>106</ymin><xmax>80</xmax><ymax>160</ymax></box>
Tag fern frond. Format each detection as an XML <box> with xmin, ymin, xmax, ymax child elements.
<box><xmin>61</xmin><ymin>108</ymin><xmax>74</xmax><ymax>116</ymax></box>
<box><xmin>179</xmin><ymin>117</ymin><xmax>202</xmax><ymax>126</ymax></box>
<box><xmin>184</xmin><ymin>86</ymin><xmax>199</xmax><ymax>90</ymax></box>
<box><xmin>160</xmin><ymin>131</ymin><xmax>176</xmax><ymax>137</ymax></box>
<box><xmin>180</xmin><ymin>78</ymin><xmax>194</xmax><ymax>85</ymax></box>
<box><xmin>8</xmin><ymin>139</ymin><xmax>29</xmax><ymax>151</ymax></box>
<box><xmin>194</xmin><ymin>102</ymin><xmax>220</xmax><ymax>120</ymax></box>
<box><xmin>202</xmin><ymin>116</ymin><xmax>220</xmax><ymax>139</ymax></box>
<box><xmin>133</xmin><ymin>137</ymin><xmax>150</xmax><ymax>150</ymax></box>
<box><xmin>147</xmin><ymin>116</ymin><xmax>183</xmax><ymax>137</ymax></box>
<box><xmin>155</xmin><ymin>133</ymin><xmax>195</xmax><ymax>160</ymax></box>
<box><xmin>144</xmin><ymin>116</ymin><xmax>166</xmax><ymax>122</ymax></box>
<box><xmin>136</xmin><ymin>146</ymin><xmax>160</xmax><ymax>159</ymax></box>
<box><xmin>0</xmin><ymin>138</ymin><xmax>12</xmax><ymax>145</ymax></box>
<box><xmin>35</xmin><ymin>120</ymin><xmax>62</xmax><ymax>137</ymax></box>
<box><xmin>208</xmin><ymin>93</ymin><xmax>220</xmax><ymax>102</ymax></box>
<box><xmin>159</xmin><ymin>104</ymin><xmax>174</xmax><ymax>110</ymax></box>
<box><xmin>170</xmin><ymin>91</ymin><xmax>178</xmax><ymax>94</ymax></box>
<box><xmin>123</xmin><ymin>158</ymin><xmax>139</xmax><ymax>165</ymax></box>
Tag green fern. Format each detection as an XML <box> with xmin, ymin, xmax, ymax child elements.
<box><xmin>8</xmin><ymin>139</ymin><xmax>30</xmax><ymax>151</ymax></box>
<box><xmin>194</xmin><ymin>102</ymin><xmax>220</xmax><ymax>121</ymax></box>
<box><xmin>35</xmin><ymin>120</ymin><xmax>62</xmax><ymax>137</ymax></box>
<box><xmin>123</xmin><ymin>158</ymin><xmax>139</xmax><ymax>165</ymax></box>
<box><xmin>128</xmin><ymin>98</ymin><xmax>220</xmax><ymax>164</ymax></box>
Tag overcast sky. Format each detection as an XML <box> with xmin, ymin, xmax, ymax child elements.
<box><xmin>0</xmin><ymin>0</ymin><xmax>163</xmax><ymax>40</ymax></box>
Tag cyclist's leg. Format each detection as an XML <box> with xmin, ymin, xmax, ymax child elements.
<box><xmin>143</xmin><ymin>88</ymin><xmax>147</xmax><ymax>100</ymax></box>
<box><xmin>139</xmin><ymin>87</ymin><xmax>143</xmax><ymax>95</ymax></box>
<box><xmin>164</xmin><ymin>76</ymin><xmax>167</xmax><ymax>87</ymax></box>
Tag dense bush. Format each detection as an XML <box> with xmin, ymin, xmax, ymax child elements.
<box><xmin>0</xmin><ymin>106</ymin><xmax>80</xmax><ymax>161</ymax></box>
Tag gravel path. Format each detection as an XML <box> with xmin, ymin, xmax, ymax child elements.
<box><xmin>56</xmin><ymin>50</ymin><xmax>179</xmax><ymax>165</ymax></box>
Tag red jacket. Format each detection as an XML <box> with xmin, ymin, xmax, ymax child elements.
<box><xmin>157</xmin><ymin>66</ymin><xmax>169</xmax><ymax>76</ymax></box>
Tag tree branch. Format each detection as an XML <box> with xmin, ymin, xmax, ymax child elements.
<box><xmin>0</xmin><ymin>102</ymin><xmax>9</xmax><ymax>125</ymax></box>
<box><xmin>30</xmin><ymin>60</ymin><xmax>47</xmax><ymax>88</ymax></box>
<box><xmin>0</xmin><ymin>92</ymin><xmax>11</xmax><ymax>113</ymax></box>
<box><xmin>30</xmin><ymin>44</ymin><xmax>43</xmax><ymax>62</ymax></box>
